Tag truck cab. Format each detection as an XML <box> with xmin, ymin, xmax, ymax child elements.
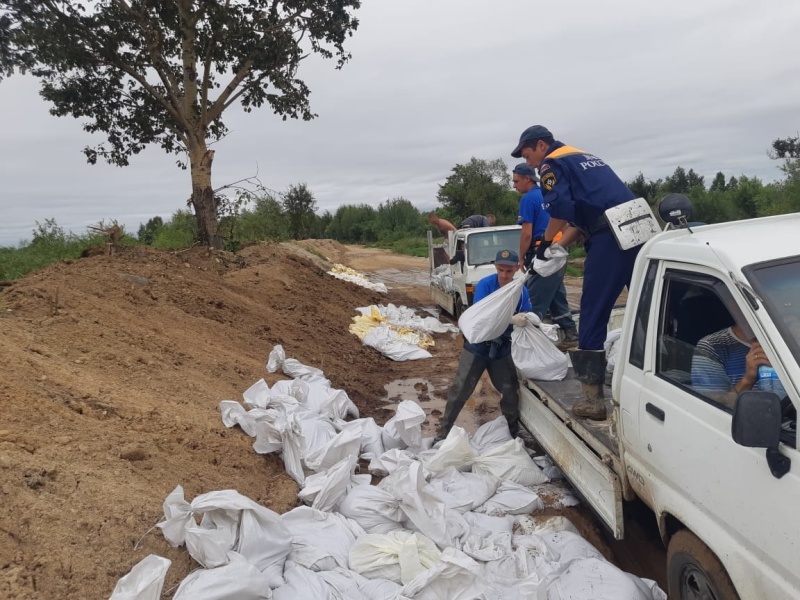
<box><xmin>519</xmin><ymin>212</ymin><xmax>800</xmax><ymax>599</ymax></box>
<box><xmin>428</xmin><ymin>225</ymin><xmax>521</xmax><ymax>318</ymax></box>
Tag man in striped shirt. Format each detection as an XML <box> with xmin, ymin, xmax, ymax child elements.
<box><xmin>691</xmin><ymin>324</ymin><xmax>784</xmax><ymax>403</ymax></box>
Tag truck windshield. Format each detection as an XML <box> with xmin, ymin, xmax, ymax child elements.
<box><xmin>466</xmin><ymin>230</ymin><xmax>521</xmax><ymax>266</ymax></box>
<box><xmin>744</xmin><ymin>256</ymin><xmax>800</xmax><ymax>360</ymax></box>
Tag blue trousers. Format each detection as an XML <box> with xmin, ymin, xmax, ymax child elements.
<box><xmin>525</xmin><ymin>265</ymin><xmax>576</xmax><ymax>331</ymax></box>
<box><xmin>579</xmin><ymin>231</ymin><xmax>640</xmax><ymax>350</ymax></box>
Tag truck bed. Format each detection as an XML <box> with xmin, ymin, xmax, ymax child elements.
<box><xmin>519</xmin><ymin>368</ymin><xmax>626</xmax><ymax>538</ymax></box>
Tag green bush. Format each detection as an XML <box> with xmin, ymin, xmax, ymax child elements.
<box><xmin>152</xmin><ymin>210</ymin><xmax>197</xmax><ymax>249</ymax></box>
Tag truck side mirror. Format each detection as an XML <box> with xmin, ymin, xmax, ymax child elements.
<box><xmin>732</xmin><ymin>390</ymin><xmax>790</xmax><ymax>478</ymax></box>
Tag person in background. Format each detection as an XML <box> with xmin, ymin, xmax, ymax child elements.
<box><xmin>458</xmin><ymin>214</ymin><xmax>496</xmax><ymax>229</ymax></box>
<box><xmin>437</xmin><ymin>249</ymin><xmax>532</xmax><ymax>441</ymax></box>
<box><xmin>511</xmin><ymin>124</ymin><xmax>640</xmax><ymax>420</ymax></box>
<box><xmin>513</xmin><ymin>162</ymin><xmax>578</xmax><ymax>350</ymax></box>
<box><xmin>428</xmin><ymin>212</ymin><xmax>457</xmax><ymax>237</ymax></box>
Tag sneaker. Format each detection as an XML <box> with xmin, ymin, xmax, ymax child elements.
<box><xmin>556</xmin><ymin>328</ymin><xmax>579</xmax><ymax>352</ymax></box>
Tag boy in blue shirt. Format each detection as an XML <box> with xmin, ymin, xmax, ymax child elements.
<box><xmin>437</xmin><ymin>249</ymin><xmax>532</xmax><ymax>441</ymax></box>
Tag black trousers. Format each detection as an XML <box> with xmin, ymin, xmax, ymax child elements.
<box><xmin>440</xmin><ymin>349</ymin><xmax>520</xmax><ymax>437</ymax></box>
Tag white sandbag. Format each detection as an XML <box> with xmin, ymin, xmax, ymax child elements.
<box><xmin>457</xmin><ymin>277</ymin><xmax>524</xmax><ymax>344</ymax></box>
<box><xmin>158</xmin><ymin>487</ymin><xmax>291</xmax><ymax>589</ymax></box>
<box><xmin>271</xmin><ymin>563</ymin><xmax>335</xmax><ymax>600</ymax></box>
<box><xmin>422</xmin><ymin>427</ymin><xmax>476</xmax><ymax>475</ymax></box>
<box><xmin>349</xmin><ymin>531</ymin><xmax>442</xmax><ymax>584</ymax></box>
<box><xmin>281</xmin><ymin>506</ymin><xmax>364</xmax><ymax>571</ymax></box>
<box><xmin>303</xmin><ymin>380</ymin><xmax>360</xmax><ymax>420</ymax></box>
<box><xmin>252</xmin><ymin>419</ymin><xmax>284</xmax><ymax>455</ymax></box>
<box><xmin>242</xmin><ymin>379</ymin><xmax>271</xmax><ymax>409</ymax></box>
<box><xmin>315</xmin><ymin>568</ymin><xmax>373</xmax><ymax>600</ymax></box>
<box><xmin>469</xmin><ymin>416</ymin><xmax>513</xmax><ymax>454</ymax></box>
<box><xmin>298</xmin><ymin>417</ymin><xmax>337</xmax><ymax>459</ymax></box>
<box><xmin>109</xmin><ymin>554</ymin><xmax>171</xmax><ymax>600</ymax></box>
<box><xmin>474</xmin><ymin>480</ymin><xmax>544</xmax><ymax>516</ymax></box>
<box><xmin>396</xmin><ymin>547</ymin><xmax>484</xmax><ymax>600</ymax></box>
<box><xmin>304</xmin><ymin>426</ymin><xmax>362</xmax><ymax>473</ymax></box>
<box><xmin>458</xmin><ymin>512</ymin><xmax>514</xmax><ymax>562</ymax></box>
<box><xmin>277</xmin><ymin>413</ymin><xmax>306</xmax><ymax>485</ymax></box>
<box><xmin>605</xmin><ymin>328</ymin><xmax>623</xmax><ymax>375</ymax></box>
<box><xmin>172</xmin><ymin>552</ymin><xmax>273</xmax><ymax>600</ymax></box>
<box><xmin>511</xmin><ymin>320</ymin><xmax>569</xmax><ymax>381</ymax></box>
<box><xmin>358</xmin><ymin>576</ymin><xmax>403</xmax><ymax>600</ymax></box>
<box><xmin>532</xmin><ymin>243</ymin><xmax>568</xmax><ymax>278</ymax></box>
<box><xmin>534</xmin><ymin>455</ymin><xmax>565</xmax><ymax>480</ymax></box>
<box><xmin>427</xmin><ymin>467</ymin><xmax>499</xmax><ymax>513</ymax></box>
<box><xmin>378</xmin><ymin>461</ymin><xmax>454</xmax><ymax>549</ymax></box>
<box><xmin>382</xmin><ymin>400</ymin><xmax>426</xmax><ymax>450</ymax></box>
<box><xmin>337</xmin><ymin>484</ymin><xmax>405</xmax><ymax>534</ymax></box>
<box><xmin>333</xmin><ymin>417</ymin><xmax>385</xmax><ymax>460</ymax></box>
<box><xmin>472</xmin><ymin>438</ymin><xmax>549</xmax><ymax>486</ymax></box>
<box><xmin>297</xmin><ymin>455</ymin><xmax>358</xmax><ymax>512</ymax></box>
<box><xmin>368</xmin><ymin>448</ymin><xmax>418</xmax><ymax>477</ymax></box>
<box><xmin>545</xmin><ymin>556</ymin><xmax>666</xmax><ymax>600</ymax></box>
<box><xmin>266</xmin><ymin>345</ymin><xmax>286</xmax><ymax>373</ymax></box>
<box><xmin>218</xmin><ymin>401</ymin><xmax>259</xmax><ymax>437</ymax></box>
<box><xmin>362</xmin><ymin>325</ymin><xmax>433</xmax><ymax>361</ymax></box>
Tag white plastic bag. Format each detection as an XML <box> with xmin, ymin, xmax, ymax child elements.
<box><xmin>605</xmin><ymin>328</ymin><xmax>623</xmax><ymax>376</ymax></box>
<box><xmin>296</xmin><ymin>455</ymin><xmax>358</xmax><ymax>512</ymax></box>
<box><xmin>474</xmin><ymin>480</ymin><xmax>544</xmax><ymax>516</ymax></box>
<box><xmin>382</xmin><ymin>400</ymin><xmax>426</xmax><ymax>450</ymax></box>
<box><xmin>458</xmin><ymin>277</ymin><xmax>524</xmax><ymax>344</ymax></box>
<box><xmin>349</xmin><ymin>531</ymin><xmax>442</xmax><ymax>584</ymax></box>
<box><xmin>472</xmin><ymin>438</ymin><xmax>549</xmax><ymax>486</ymax></box>
<box><xmin>422</xmin><ymin>427</ymin><xmax>476</xmax><ymax>475</ymax></box>
<box><xmin>109</xmin><ymin>555</ymin><xmax>171</xmax><ymax>600</ymax></box>
<box><xmin>304</xmin><ymin>426</ymin><xmax>362</xmax><ymax>473</ymax></box>
<box><xmin>337</xmin><ymin>484</ymin><xmax>405</xmax><ymax>534</ymax></box>
<box><xmin>172</xmin><ymin>552</ymin><xmax>273</xmax><ymax>600</ymax></box>
<box><xmin>469</xmin><ymin>416</ymin><xmax>513</xmax><ymax>454</ymax></box>
<box><xmin>512</xmin><ymin>320</ymin><xmax>569</xmax><ymax>381</ymax></box>
<box><xmin>242</xmin><ymin>379</ymin><xmax>271</xmax><ymax>409</ymax></box>
<box><xmin>396</xmin><ymin>547</ymin><xmax>484</xmax><ymax>600</ymax></box>
<box><xmin>281</xmin><ymin>507</ymin><xmax>364</xmax><ymax>571</ymax></box>
<box><xmin>427</xmin><ymin>467</ymin><xmax>499</xmax><ymax>513</ymax></box>
<box><xmin>532</xmin><ymin>243</ymin><xmax>568</xmax><ymax>277</ymax></box>
<box><xmin>368</xmin><ymin>448</ymin><xmax>418</xmax><ymax>477</ymax></box>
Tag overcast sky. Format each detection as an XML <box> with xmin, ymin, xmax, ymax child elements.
<box><xmin>1</xmin><ymin>0</ymin><xmax>799</xmax><ymax>246</ymax></box>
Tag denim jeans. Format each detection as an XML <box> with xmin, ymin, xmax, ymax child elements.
<box><xmin>525</xmin><ymin>265</ymin><xmax>576</xmax><ymax>331</ymax></box>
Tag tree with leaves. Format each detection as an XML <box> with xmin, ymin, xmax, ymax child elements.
<box><xmin>0</xmin><ymin>1</ymin><xmax>360</xmax><ymax>248</ymax></box>
<box><xmin>282</xmin><ymin>182</ymin><xmax>317</xmax><ymax>240</ymax></box>
<box><xmin>437</xmin><ymin>158</ymin><xmax>511</xmax><ymax>220</ymax></box>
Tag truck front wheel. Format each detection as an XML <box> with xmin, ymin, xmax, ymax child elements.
<box><xmin>667</xmin><ymin>529</ymin><xmax>740</xmax><ymax>600</ymax></box>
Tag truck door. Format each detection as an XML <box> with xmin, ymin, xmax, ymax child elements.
<box><xmin>634</xmin><ymin>264</ymin><xmax>800</xmax><ymax>599</ymax></box>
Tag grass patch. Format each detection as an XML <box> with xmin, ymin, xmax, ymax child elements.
<box><xmin>373</xmin><ymin>236</ymin><xmax>429</xmax><ymax>257</ymax></box>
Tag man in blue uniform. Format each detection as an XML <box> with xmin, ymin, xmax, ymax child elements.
<box><xmin>511</xmin><ymin>125</ymin><xmax>640</xmax><ymax>420</ymax></box>
<box><xmin>437</xmin><ymin>249</ymin><xmax>532</xmax><ymax>440</ymax></box>
<box><xmin>513</xmin><ymin>162</ymin><xmax>577</xmax><ymax>349</ymax></box>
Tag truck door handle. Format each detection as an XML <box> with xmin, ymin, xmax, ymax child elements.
<box><xmin>645</xmin><ymin>403</ymin><xmax>665</xmax><ymax>422</ymax></box>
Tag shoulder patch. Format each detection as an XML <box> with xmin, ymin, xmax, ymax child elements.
<box><xmin>539</xmin><ymin>163</ymin><xmax>551</xmax><ymax>174</ymax></box>
<box><xmin>541</xmin><ymin>172</ymin><xmax>557</xmax><ymax>191</ymax></box>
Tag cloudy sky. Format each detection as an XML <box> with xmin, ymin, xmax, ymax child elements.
<box><xmin>1</xmin><ymin>0</ymin><xmax>799</xmax><ymax>246</ymax></box>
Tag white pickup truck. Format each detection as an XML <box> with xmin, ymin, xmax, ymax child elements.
<box><xmin>519</xmin><ymin>207</ymin><xmax>800</xmax><ymax>599</ymax></box>
<box><xmin>428</xmin><ymin>225</ymin><xmax>522</xmax><ymax>318</ymax></box>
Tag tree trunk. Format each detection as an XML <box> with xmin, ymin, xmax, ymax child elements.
<box><xmin>188</xmin><ymin>145</ymin><xmax>223</xmax><ymax>249</ymax></box>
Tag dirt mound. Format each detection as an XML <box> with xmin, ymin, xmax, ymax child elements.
<box><xmin>0</xmin><ymin>242</ymin><xmax>416</xmax><ymax>599</ymax></box>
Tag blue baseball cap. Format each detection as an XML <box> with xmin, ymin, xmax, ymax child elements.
<box><xmin>511</xmin><ymin>125</ymin><xmax>553</xmax><ymax>158</ymax></box>
<box><xmin>512</xmin><ymin>163</ymin><xmax>537</xmax><ymax>179</ymax></box>
<box><xmin>495</xmin><ymin>249</ymin><xmax>519</xmax><ymax>265</ymax></box>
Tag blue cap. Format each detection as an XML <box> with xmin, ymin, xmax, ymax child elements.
<box><xmin>511</xmin><ymin>125</ymin><xmax>553</xmax><ymax>158</ymax></box>
<box><xmin>495</xmin><ymin>249</ymin><xmax>519</xmax><ymax>265</ymax></box>
<box><xmin>512</xmin><ymin>163</ymin><xmax>537</xmax><ymax>179</ymax></box>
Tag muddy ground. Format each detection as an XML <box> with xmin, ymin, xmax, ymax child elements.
<box><xmin>0</xmin><ymin>240</ymin><xmax>662</xmax><ymax>599</ymax></box>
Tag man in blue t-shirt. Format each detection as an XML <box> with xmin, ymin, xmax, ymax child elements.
<box><xmin>513</xmin><ymin>163</ymin><xmax>577</xmax><ymax>349</ymax></box>
<box><xmin>437</xmin><ymin>249</ymin><xmax>532</xmax><ymax>441</ymax></box>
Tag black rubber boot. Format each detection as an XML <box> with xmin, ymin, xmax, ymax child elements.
<box><xmin>569</xmin><ymin>349</ymin><xmax>608</xmax><ymax>420</ymax></box>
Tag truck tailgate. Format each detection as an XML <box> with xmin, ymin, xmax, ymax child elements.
<box><xmin>519</xmin><ymin>374</ymin><xmax>625</xmax><ymax>539</ymax></box>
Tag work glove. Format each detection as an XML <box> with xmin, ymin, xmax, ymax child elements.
<box><xmin>535</xmin><ymin>239</ymin><xmax>552</xmax><ymax>261</ymax></box>
<box><xmin>510</xmin><ymin>314</ymin><xmax>530</xmax><ymax>327</ymax></box>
